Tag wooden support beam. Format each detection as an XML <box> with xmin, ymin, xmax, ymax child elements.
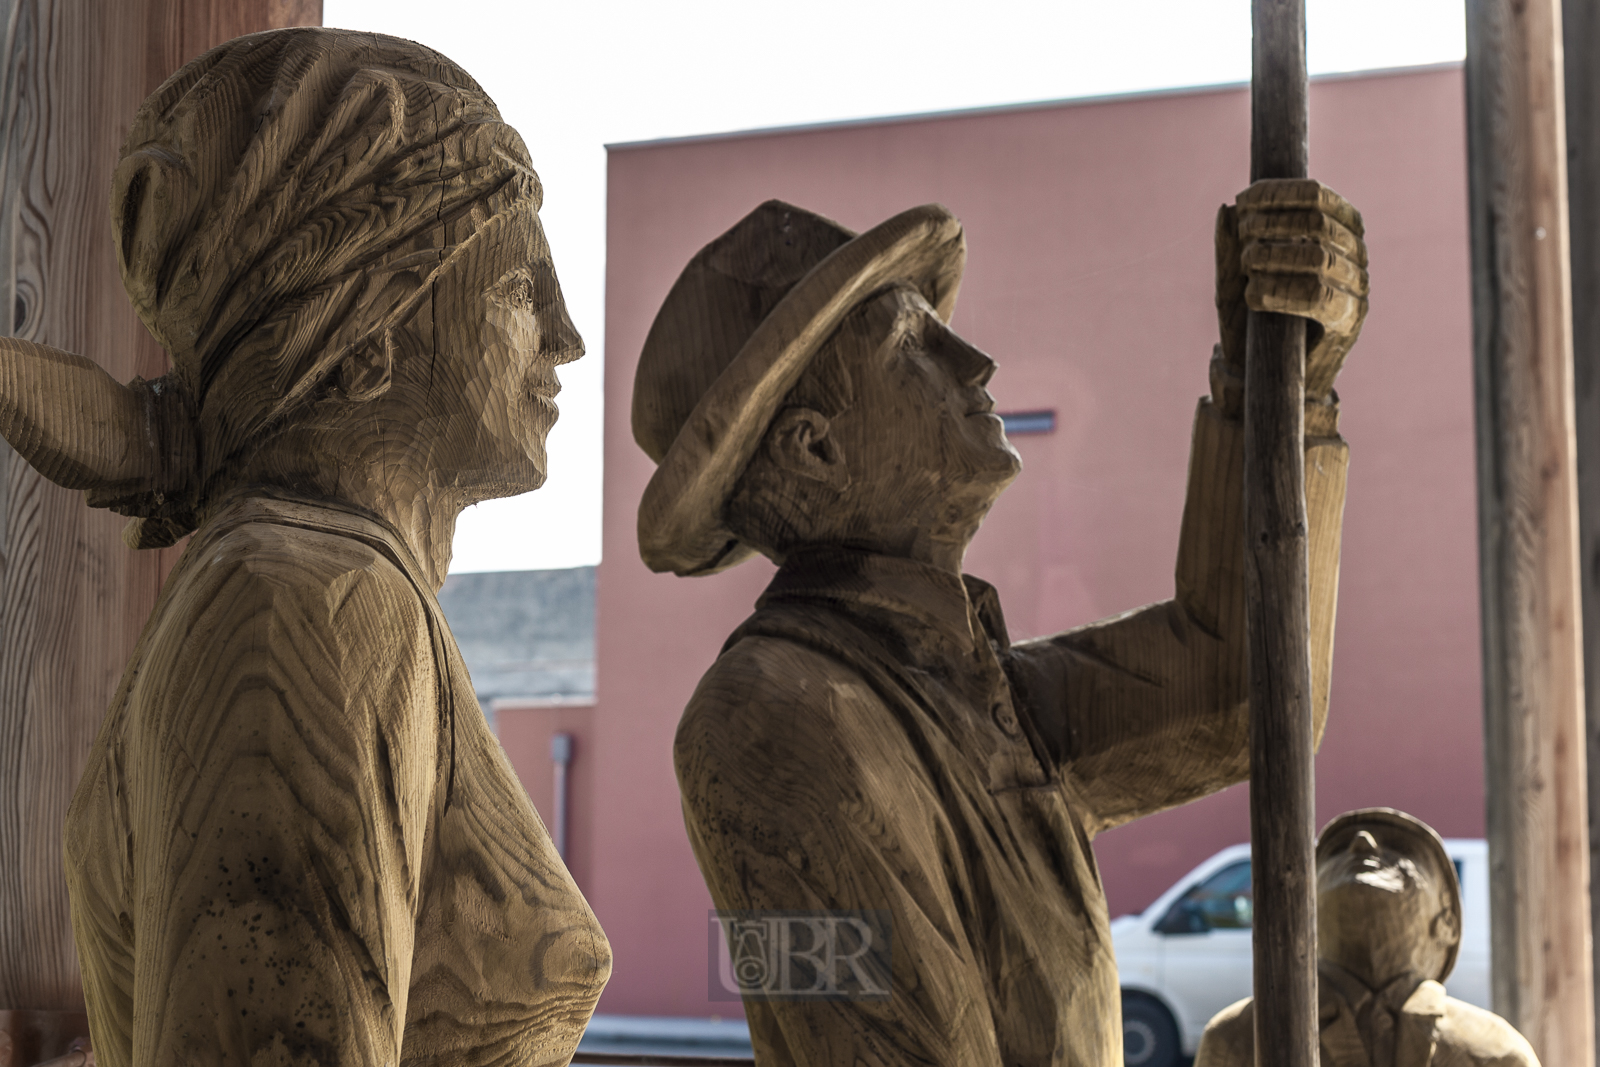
<box><xmin>1466</xmin><ymin>1</ymin><xmax>1596</xmax><ymax>1063</ymax></box>
<box><xmin>0</xmin><ymin>0</ymin><xmax>321</xmax><ymax>1028</ymax></box>
<box><xmin>1245</xmin><ymin>3</ymin><xmax>1317</xmax><ymax>1066</ymax></box>
<box><xmin>1561</xmin><ymin>0</ymin><xmax>1600</xmax><ymax>1056</ymax></box>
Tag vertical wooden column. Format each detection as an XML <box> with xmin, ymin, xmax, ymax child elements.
<box><xmin>1466</xmin><ymin>1</ymin><xmax>1596</xmax><ymax>1063</ymax></box>
<box><xmin>146</xmin><ymin>0</ymin><xmax>323</xmax><ymax>92</ymax></box>
<box><xmin>1562</xmin><ymin>0</ymin><xmax>1600</xmax><ymax>1056</ymax></box>
<box><xmin>0</xmin><ymin>0</ymin><xmax>320</xmax><ymax>1021</ymax></box>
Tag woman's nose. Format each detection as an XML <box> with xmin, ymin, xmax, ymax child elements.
<box><xmin>542</xmin><ymin>299</ymin><xmax>585</xmax><ymax>366</ymax></box>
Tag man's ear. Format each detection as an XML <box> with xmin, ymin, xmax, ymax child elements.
<box><xmin>1429</xmin><ymin>905</ymin><xmax>1461</xmax><ymax>947</ymax></box>
<box><xmin>336</xmin><ymin>330</ymin><xmax>394</xmax><ymax>402</ymax></box>
<box><xmin>764</xmin><ymin>407</ymin><xmax>851</xmax><ymax>492</ymax></box>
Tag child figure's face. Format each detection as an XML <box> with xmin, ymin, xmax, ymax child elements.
<box><xmin>1317</xmin><ymin>829</ymin><xmax>1457</xmax><ymax>989</ymax></box>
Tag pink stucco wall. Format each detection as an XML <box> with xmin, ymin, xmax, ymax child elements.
<box><xmin>509</xmin><ymin>64</ymin><xmax>1479</xmax><ymax>1016</ymax></box>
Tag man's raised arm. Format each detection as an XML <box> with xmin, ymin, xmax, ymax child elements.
<box><xmin>1004</xmin><ymin>180</ymin><xmax>1367</xmax><ymax>834</ymax></box>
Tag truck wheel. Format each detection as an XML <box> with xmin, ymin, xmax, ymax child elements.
<box><xmin>1121</xmin><ymin>992</ymin><xmax>1182</xmax><ymax>1067</ymax></box>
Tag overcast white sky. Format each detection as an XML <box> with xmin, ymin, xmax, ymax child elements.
<box><xmin>322</xmin><ymin>0</ymin><xmax>1468</xmax><ymax>573</ymax></box>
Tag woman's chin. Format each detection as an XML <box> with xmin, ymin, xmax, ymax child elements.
<box><xmin>496</xmin><ymin>436</ymin><xmax>549</xmax><ymax>494</ymax></box>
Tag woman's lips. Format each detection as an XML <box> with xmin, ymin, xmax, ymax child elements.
<box><xmin>525</xmin><ymin>367</ymin><xmax>562</xmax><ymax>403</ymax></box>
<box><xmin>521</xmin><ymin>369</ymin><xmax>562</xmax><ymax>429</ymax></box>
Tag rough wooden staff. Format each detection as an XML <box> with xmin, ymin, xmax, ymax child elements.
<box><xmin>1244</xmin><ymin>2</ymin><xmax>1318</xmax><ymax>1066</ymax></box>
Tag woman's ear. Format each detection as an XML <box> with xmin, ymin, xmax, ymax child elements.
<box><xmin>336</xmin><ymin>330</ymin><xmax>394</xmax><ymax>402</ymax></box>
<box><xmin>765</xmin><ymin>407</ymin><xmax>851</xmax><ymax>493</ymax></box>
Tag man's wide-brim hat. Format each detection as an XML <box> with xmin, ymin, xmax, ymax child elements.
<box><xmin>1316</xmin><ymin>807</ymin><xmax>1462</xmax><ymax>981</ymax></box>
<box><xmin>632</xmin><ymin>199</ymin><xmax>966</xmax><ymax>576</ymax></box>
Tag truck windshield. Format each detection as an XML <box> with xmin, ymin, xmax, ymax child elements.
<box><xmin>1155</xmin><ymin>860</ymin><xmax>1253</xmax><ymax>933</ymax></box>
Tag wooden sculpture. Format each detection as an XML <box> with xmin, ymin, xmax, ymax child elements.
<box><xmin>0</xmin><ymin>28</ymin><xmax>610</xmax><ymax>1067</ymax></box>
<box><xmin>1195</xmin><ymin>809</ymin><xmax>1540</xmax><ymax>1067</ymax></box>
<box><xmin>632</xmin><ymin>186</ymin><xmax>1366</xmax><ymax>1065</ymax></box>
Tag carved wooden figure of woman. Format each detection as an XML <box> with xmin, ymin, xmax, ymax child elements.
<box><xmin>0</xmin><ymin>29</ymin><xmax>610</xmax><ymax>1067</ymax></box>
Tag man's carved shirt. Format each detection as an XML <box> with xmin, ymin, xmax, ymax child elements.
<box><xmin>676</xmin><ymin>402</ymin><xmax>1350</xmax><ymax>1066</ymax></box>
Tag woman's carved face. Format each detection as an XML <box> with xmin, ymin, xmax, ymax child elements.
<box><xmin>416</xmin><ymin>203</ymin><xmax>583</xmax><ymax>501</ymax></box>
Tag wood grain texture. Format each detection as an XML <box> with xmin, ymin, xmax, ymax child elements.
<box><xmin>1198</xmin><ymin>810</ymin><xmax>1539</xmax><ymax>1067</ymax></box>
<box><xmin>1560</xmin><ymin>0</ymin><xmax>1600</xmax><ymax>1054</ymax></box>
<box><xmin>1465</xmin><ymin>1</ymin><xmax>1596</xmax><ymax>1063</ymax></box>
<box><xmin>1247</xmin><ymin>6</ymin><xmax>1321</xmax><ymax>1066</ymax></box>
<box><xmin>1244</xmin><ymin>307</ymin><xmax>1317</xmax><ymax>1067</ymax></box>
<box><xmin>639</xmin><ymin>189</ymin><xmax>1364</xmax><ymax>1064</ymax></box>
<box><xmin>0</xmin><ymin>16</ymin><xmax>612</xmax><ymax>1067</ymax></box>
<box><xmin>0</xmin><ymin>0</ymin><xmax>318</xmax><ymax>1015</ymax></box>
<box><xmin>675</xmin><ymin>425</ymin><xmax>1347</xmax><ymax>1067</ymax></box>
<box><xmin>1200</xmin><ymin>970</ymin><xmax>1539</xmax><ymax>1067</ymax></box>
<box><xmin>144</xmin><ymin>0</ymin><xmax>321</xmax><ymax>91</ymax></box>
<box><xmin>66</xmin><ymin>496</ymin><xmax>608</xmax><ymax>1067</ymax></box>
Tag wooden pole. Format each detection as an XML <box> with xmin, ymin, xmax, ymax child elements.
<box><xmin>1560</xmin><ymin>0</ymin><xmax>1600</xmax><ymax>1056</ymax></box>
<box><xmin>0</xmin><ymin>0</ymin><xmax>320</xmax><ymax>1041</ymax></box>
<box><xmin>1466</xmin><ymin>1</ymin><xmax>1596</xmax><ymax>1063</ymax></box>
<box><xmin>1245</xmin><ymin>3</ymin><xmax>1317</xmax><ymax>1067</ymax></box>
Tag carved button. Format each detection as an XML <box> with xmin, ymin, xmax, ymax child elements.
<box><xmin>992</xmin><ymin>702</ymin><xmax>1021</xmax><ymax>736</ymax></box>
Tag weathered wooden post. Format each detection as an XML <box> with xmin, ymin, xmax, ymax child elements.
<box><xmin>1245</xmin><ymin>2</ymin><xmax>1318</xmax><ymax>1065</ymax></box>
<box><xmin>0</xmin><ymin>2</ymin><xmax>319</xmax><ymax>1062</ymax></box>
<box><xmin>1561</xmin><ymin>0</ymin><xmax>1600</xmax><ymax>1057</ymax></box>
<box><xmin>1466</xmin><ymin>1</ymin><xmax>1596</xmax><ymax>1063</ymax></box>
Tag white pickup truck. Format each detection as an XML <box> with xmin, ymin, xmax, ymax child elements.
<box><xmin>1111</xmin><ymin>840</ymin><xmax>1490</xmax><ymax>1067</ymax></box>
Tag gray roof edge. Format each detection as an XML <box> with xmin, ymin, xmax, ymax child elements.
<box><xmin>604</xmin><ymin>60</ymin><xmax>1462</xmax><ymax>153</ymax></box>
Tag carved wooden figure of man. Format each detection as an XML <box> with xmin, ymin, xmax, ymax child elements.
<box><xmin>1196</xmin><ymin>809</ymin><xmax>1539</xmax><ymax>1067</ymax></box>
<box><xmin>631</xmin><ymin>186</ymin><xmax>1367</xmax><ymax>1065</ymax></box>
<box><xmin>0</xmin><ymin>29</ymin><xmax>609</xmax><ymax>1067</ymax></box>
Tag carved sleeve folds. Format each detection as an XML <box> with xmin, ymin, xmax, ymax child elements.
<box><xmin>1006</xmin><ymin>397</ymin><xmax>1348</xmax><ymax>833</ymax></box>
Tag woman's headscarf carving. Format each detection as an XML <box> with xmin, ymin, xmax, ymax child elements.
<box><xmin>108</xmin><ymin>28</ymin><xmax>541</xmax><ymax>546</ymax></box>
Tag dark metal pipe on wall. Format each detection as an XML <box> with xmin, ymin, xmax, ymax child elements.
<box><xmin>553</xmin><ymin>732</ymin><xmax>574</xmax><ymax>861</ymax></box>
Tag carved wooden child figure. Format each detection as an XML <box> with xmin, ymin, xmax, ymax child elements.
<box><xmin>632</xmin><ymin>188</ymin><xmax>1366</xmax><ymax>1065</ymax></box>
<box><xmin>0</xmin><ymin>29</ymin><xmax>609</xmax><ymax>1067</ymax></box>
<box><xmin>1196</xmin><ymin>809</ymin><xmax>1539</xmax><ymax>1067</ymax></box>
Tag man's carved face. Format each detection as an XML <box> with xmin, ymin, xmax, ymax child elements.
<box><xmin>825</xmin><ymin>286</ymin><xmax>1021</xmax><ymax>548</ymax></box>
<box><xmin>1316</xmin><ymin>829</ymin><xmax>1457</xmax><ymax>988</ymax></box>
<box><xmin>425</xmin><ymin>204</ymin><xmax>583</xmax><ymax>500</ymax></box>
